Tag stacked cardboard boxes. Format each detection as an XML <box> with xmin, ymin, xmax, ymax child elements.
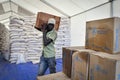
<box><xmin>89</xmin><ymin>52</ymin><xmax>120</xmax><ymax>80</ymax></box>
<box><xmin>62</xmin><ymin>46</ymin><xmax>84</xmax><ymax>78</ymax></box>
<box><xmin>71</xmin><ymin>49</ymin><xmax>95</xmax><ymax>80</ymax></box>
<box><xmin>85</xmin><ymin>17</ymin><xmax>120</xmax><ymax>80</ymax></box>
<box><xmin>71</xmin><ymin>50</ymin><xmax>120</xmax><ymax>80</ymax></box>
<box><xmin>61</xmin><ymin>17</ymin><xmax>120</xmax><ymax>80</ymax></box>
<box><xmin>86</xmin><ymin>17</ymin><xmax>120</xmax><ymax>54</ymax></box>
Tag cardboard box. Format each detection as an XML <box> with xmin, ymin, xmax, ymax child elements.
<box><xmin>71</xmin><ymin>49</ymin><xmax>95</xmax><ymax>80</ymax></box>
<box><xmin>89</xmin><ymin>52</ymin><xmax>120</xmax><ymax>80</ymax></box>
<box><xmin>86</xmin><ymin>17</ymin><xmax>120</xmax><ymax>54</ymax></box>
<box><xmin>62</xmin><ymin>46</ymin><xmax>85</xmax><ymax>78</ymax></box>
<box><xmin>35</xmin><ymin>12</ymin><xmax>61</xmax><ymax>31</ymax></box>
<box><xmin>37</xmin><ymin>72</ymin><xmax>71</xmax><ymax>80</ymax></box>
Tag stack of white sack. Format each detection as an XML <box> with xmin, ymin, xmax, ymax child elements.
<box><xmin>0</xmin><ymin>23</ymin><xmax>10</xmax><ymax>60</ymax></box>
<box><xmin>3</xmin><ymin>16</ymin><xmax>70</xmax><ymax>63</ymax></box>
<box><xmin>55</xmin><ymin>17</ymin><xmax>71</xmax><ymax>59</ymax></box>
<box><xmin>9</xmin><ymin>17</ymin><xmax>42</xmax><ymax>64</ymax></box>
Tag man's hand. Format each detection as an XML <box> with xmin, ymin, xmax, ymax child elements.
<box><xmin>41</xmin><ymin>23</ymin><xmax>48</xmax><ymax>32</ymax></box>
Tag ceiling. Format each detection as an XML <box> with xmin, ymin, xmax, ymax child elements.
<box><xmin>0</xmin><ymin>0</ymin><xmax>110</xmax><ymax>24</ymax></box>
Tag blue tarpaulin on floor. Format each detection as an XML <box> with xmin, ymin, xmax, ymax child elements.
<box><xmin>0</xmin><ymin>57</ymin><xmax>62</xmax><ymax>80</ymax></box>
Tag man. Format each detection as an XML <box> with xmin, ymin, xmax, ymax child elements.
<box><xmin>35</xmin><ymin>18</ymin><xmax>57</xmax><ymax>76</ymax></box>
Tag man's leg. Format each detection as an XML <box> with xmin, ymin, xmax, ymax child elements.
<box><xmin>38</xmin><ymin>56</ymin><xmax>48</xmax><ymax>76</ymax></box>
<box><xmin>47</xmin><ymin>57</ymin><xmax>56</xmax><ymax>74</ymax></box>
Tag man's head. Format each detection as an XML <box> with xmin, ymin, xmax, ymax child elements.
<box><xmin>48</xmin><ymin>18</ymin><xmax>56</xmax><ymax>25</ymax></box>
<box><xmin>47</xmin><ymin>18</ymin><xmax>56</xmax><ymax>31</ymax></box>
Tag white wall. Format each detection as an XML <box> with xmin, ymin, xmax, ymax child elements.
<box><xmin>71</xmin><ymin>13</ymin><xmax>86</xmax><ymax>46</ymax></box>
<box><xmin>70</xmin><ymin>2</ymin><xmax>111</xmax><ymax>46</ymax></box>
<box><xmin>113</xmin><ymin>0</ymin><xmax>120</xmax><ymax>17</ymax></box>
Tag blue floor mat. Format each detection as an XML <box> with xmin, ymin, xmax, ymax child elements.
<box><xmin>0</xmin><ymin>58</ymin><xmax>62</xmax><ymax>80</ymax></box>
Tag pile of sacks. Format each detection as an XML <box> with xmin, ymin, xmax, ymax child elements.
<box><xmin>1</xmin><ymin>16</ymin><xmax>70</xmax><ymax>64</ymax></box>
<box><xmin>9</xmin><ymin>17</ymin><xmax>42</xmax><ymax>64</ymax></box>
<box><xmin>0</xmin><ymin>23</ymin><xmax>10</xmax><ymax>60</ymax></box>
<box><xmin>55</xmin><ymin>17</ymin><xmax>71</xmax><ymax>58</ymax></box>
